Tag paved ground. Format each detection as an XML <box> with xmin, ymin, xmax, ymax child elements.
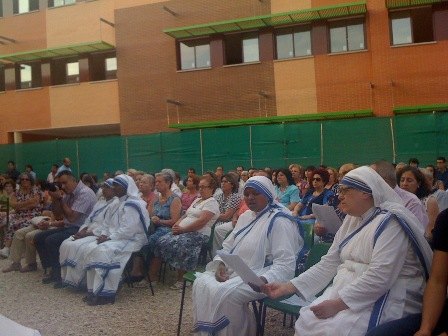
<box><xmin>0</xmin><ymin>258</ymin><xmax>295</xmax><ymax>336</ymax></box>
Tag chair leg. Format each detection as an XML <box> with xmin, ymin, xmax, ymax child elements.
<box><xmin>260</xmin><ymin>302</ymin><xmax>267</xmax><ymax>336</ymax></box>
<box><xmin>282</xmin><ymin>312</ymin><xmax>287</xmax><ymax>327</ymax></box>
<box><xmin>251</xmin><ymin>301</ymin><xmax>261</xmax><ymax>336</ymax></box>
<box><xmin>177</xmin><ymin>279</ymin><xmax>187</xmax><ymax>336</ymax></box>
<box><xmin>146</xmin><ymin>274</ymin><xmax>154</xmax><ymax>296</ymax></box>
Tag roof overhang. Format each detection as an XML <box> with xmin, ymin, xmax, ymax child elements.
<box><xmin>393</xmin><ymin>104</ymin><xmax>448</xmax><ymax>114</ymax></box>
<box><xmin>169</xmin><ymin>110</ymin><xmax>373</xmax><ymax>130</ymax></box>
<box><xmin>0</xmin><ymin>41</ymin><xmax>115</xmax><ymax>63</ymax></box>
<box><xmin>386</xmin><ymin>0</ymin><xmax>446</xmax><ymax>9</ymax></box>
<box><xmin>164</xmin><ymin>1</ymin><xmax>367</xmax><ymax>39</ymax></box>
<box><xmin>15</xmin><ymin>123</ymin><xmax>120</xmax><ymax>138</ymax></box>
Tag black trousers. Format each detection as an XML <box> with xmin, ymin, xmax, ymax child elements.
<box><xmin>34</xmin><ymin>226</ymin><xmax>79</xmax><ymax>276</ymax></box>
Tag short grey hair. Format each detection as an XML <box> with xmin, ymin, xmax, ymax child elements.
<box><xmin>155</xmin><ymin>171</ymin><xmax>173</xmax><ymax>187</ymax></box>
<box><xmin>141</xmin><ymin>173</ymin><xmax>155</xmax><ymax>186</ymax></box>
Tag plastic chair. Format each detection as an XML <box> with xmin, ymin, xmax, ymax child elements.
<box><xmin>259</xmin><ymin>242</ymin><xmax>332</xmax><ymax>335</ymax></box>
<box><xmin>176</xmin><ymin>271</ymin><xmax>262</xmax><ymax>336</ymax></box>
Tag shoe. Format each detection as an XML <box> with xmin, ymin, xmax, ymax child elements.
<box><xmin>42</xmin><ymin>275</ymin><xmax>59</xmax><ymax>284</ymax></box>
<box><xmin>128</xmin><ymin>275</ymin><xmax>144</xmax><ymax>283</ymax></box>
<box><xmin>87</xmin><ymin>296</ymin><xmax>115</xmax><ymax>306</ymax></box>
<box><xmin>134</xmin><ymin>279</ymin><xmax>158</xmax><ymax>288</ymax></box>
<box><xmin>53</xmin><ymin>281</ymin><xmax>67</xmax><ymax>289</ymax></box>
<box><xmin>2</xmin><ymin>262</ymin><xmax>20</xmax><ymax>273</ymax></box>
<box><xmin>20</xmin><ymin>263</ymin><xmax>38</xmax><ymax>273</ymax></box>
<box><xmin>170</xmin><ymin>281</ymin><xmax>186</xmax><ymax>290</ymax></box>
<box><xmin>82</xmin><ymin>294</ymin><xmax>94</xmax><ymax>303</ymax></box>
<box><xmin>0</xmin><ymin>247</ymin><xmax>10</xmax><ymax>258</ymax></box>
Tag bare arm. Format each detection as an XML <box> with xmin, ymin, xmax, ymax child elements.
<box><xmin>50</xmin><ymin>191</ymin><xmax>81</xmax><ymax>223</ymax></box>
<box><xmin>172</xmin><ymin>210</ymin><xmax>215</xmax><ymax>235</ymax></box>
<box><xmin>156</xmin><ymin>197</ymin><xmax>182</xmax><ymax>227</ymax></box>
<box><xmin>425</xmin><ymin>197</ymin><xmax>439</xmax><ymax>238</ymax></box>
<box><xmin>10</xmin><ymin>193</ymin><xmax>40</xmax><ymax>211</ymax></box>
<box><xmin>415</xmin><ymin>250</ymin><xmax>448</xmax><ymax>336</ymax></box>
<box><xmin>292</xmin><ymin>203</ymin><xmax>304</xmax><ymax>216</ymax></box>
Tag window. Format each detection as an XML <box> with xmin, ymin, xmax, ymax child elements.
<box><xmin>0</xmin><ymin>66</ymin><xmax>5</xmax><ymax>92</ymax></box>
<box><xmin>17</xmin><ymin>62</ymin><xmax>41</xmax><ymax>89</ymax></box>
<box><xmin>329</xmin><ymin>20</ymin><xmax>365</xmax><ymax>53</ymax></box>
<box><xmin>49</xmin><ymin>0</ymin><xmax>75</xmax><ymax>8</ymax></box>
<box><xmin>225</xmin><ymin>33</ymin><xmax>259</xmax><ymax>65</ymax></box>
<box><xmin>13</xmin><ymin>0</ymin><xmax>39</xmax><ymax>14</ymax></box>
<box><xmin>105</xmin><ymin>57</ymin><xmax>117</xmax><ymax>79</ymax></box>
<box><xmin>179</xmin><ymin>40</ymin><xmax>210</xmax><ymax>70</ymax></box>
<box><xmin>20</xmin><ymin>64</ymin><xmax>32</xmax><ymax>89</ymax></box>
<box><xmin>66</xmin><ymin>61</ymin><xmax>79</xmax><ymax>84</ymax></box>
<box><xmin>390</xmin><ymin>8</ymin><xmax>434</xmax><ymax>45</ymax></box>
<box><xmin>276</xmin><ymin>27</ymin><xmax>312</xmax><ymax>59</ymax></box>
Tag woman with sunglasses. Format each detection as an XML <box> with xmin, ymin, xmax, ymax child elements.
<box><xmin>292</xmin><ymin>168</ymin><xmax>334</xmax><ymax>219</ymax></box>
<box><xmin>0</xmin><ymin>172</ymin><xmax>42</xmax><ymax>258</ymax></box>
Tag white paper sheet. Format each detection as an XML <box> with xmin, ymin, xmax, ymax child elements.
<box><xmin>280</xmin><ymin>295</ymin><xmax>315</xmax><ymax>307</ymax></box>
<box><xmin>312</xmin><ymin>204</ymin><xmax>343</xmax><ymax>235</ymax></box>
<box><xmin>217</xmin><ymin>251</ymin><xmax>264</xmax><ymax>287</ymax></box>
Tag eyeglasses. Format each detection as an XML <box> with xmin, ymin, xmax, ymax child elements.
<box><xmin>198</xmin><ymin>185</ymin><xmax>211</xmax><ymax>189</ymax></box>
<box><xmin>312</xmin><ymin>177</ymin><xmax>322</xmax><ymax>182</ymax></box>
<box><xmin>338</xmin><ymin>185</ymin><xmax>354</xmax><ymax>195</ymax></box>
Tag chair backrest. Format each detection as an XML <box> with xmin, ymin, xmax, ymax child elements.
<box><xmin>299</xmin><ymin>219</ymin><xmax>315</xmax><ymax>251</ymax></box>
<box><xmin>304</xmin><ymin>242</ymin><xmax>331</xmax><ymax>270</ymax></box>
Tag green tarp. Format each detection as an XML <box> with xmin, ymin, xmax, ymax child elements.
<box><xmin>1</xmin><ymin>112</ymin><xmax>447</xmax><ymax>180</ymax></box>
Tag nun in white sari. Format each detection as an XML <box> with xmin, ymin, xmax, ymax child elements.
<box><xmin>192</xmin><ymin>176</ymin><xmax>302</xmax><ymax>335</ymax></box>
<box><xmin>83</xmin><ymin>174</ymin><xmax>150</xmax><ymax>305</ymax></box>
<box><xmin>262</xmin><ymin>166</ymin><xmax>433</xmax><ymax>336</ymax></box>
<box><xmin>59</xmin><ymin>178</ymin><xmax>119</xmax><ymax>287</ymax></box>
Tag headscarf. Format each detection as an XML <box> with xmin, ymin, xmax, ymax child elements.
<box><xmin>341</xmin><ymin>166</ymin><xmax>432</xmax><ymax>277</ymax></box>
<box><xmin>103</xmin><ymin>178</ymin><xmax>114</xmax><ymax>188</ymax></box>
<box><xmin>243</xmin><ymin>176</ymin><xmax>295</xmax><ymax>235</ymax></box>
<box><xmin>113</xmin><ymin>174</ymin><xmax>150</xmax><ymax>235</ymax></box>
<box><xmin>244</xmin><ymin>176</ymin><xmax>287</xmax><ymax>211</ymax></box>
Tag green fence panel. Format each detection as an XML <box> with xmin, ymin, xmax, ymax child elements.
<box><xmin>0</xmin><ymin>143</ymin><xmax>17</xmax><ymax>174</ymax></box>
<box><xmin>394</xmin><ymin>113</ymin><xmax>440</xmax><ymax>166</ymax></box>
<box><xmin>323</xmin><ymin>117</ymin><xmax>393</xmax><ymax>167</ymax></box>
<box><xmin>127</xmin><ymin>133</ymin><xmax>163</xmax><ymax>173</ymax></box>
<box><xmin>54</xmin><ymin>139</ymin><xmax>79</xmax><ymax>178</ymax></box>
<box><xmin>77</xmin><ymin>136</ymin><xmax>126</xmax><ymax>179</ymax></box>
<box><xmin>284</xmin><ymin>122</ymin><xmax>321</xmax><ymax>167</ymax></box>
<box><xmin>251</xmin><ymin>124</ymin><xmax>287</xmax><ymax>169</ymax></box>
<box><xmin>14</xmin><ymin>141</ymin><xmax>60</xmax><ymax>181</ymax></box>
<box><xmin>435</xmin><ymin>112</ymin><xmax>448</xmax><ymax>157</ymax></box>
<box><xmin>202</xmin><ymin>126</ymin><xmax>251</xmax><ymax>173</ymax></box>
<box><xmin>160</xmin><ymin>130</ymin><xmax>201</xmax><ymax>175</ymax></box>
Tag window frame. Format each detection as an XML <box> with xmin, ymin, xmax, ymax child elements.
<box><xmin>65</xmin><ymin>60</ymin><xmax>80</xmax><ymax>84</ymax></box>
<box><xmin>16</xmin><ymin>62</ymin><xmax>41</xmax><ymax>90</ymax></box>
<box><xmin>275</xmin><ymin>25</ymin><xmax>313</xmax><ymax>60</ymax></box>
<box><xmin>328</xmin><ymin>18</ymin><xmax>367</xmax><ymax>54</ymax></box>
<box><xmin>48</xmin><ymin>0</ymin><xmax>76</xmax><ymax>8</ymax></box>
<box><xmin>177</xmin><ymin>38</ymin><xmax>211</xmax><ymax>71</ymax></box>
<box><xmin>389</xmin><ymin>7</ymin><xmax>434</xmax><ymax>46</ymax></box>
<box><xmin>224</xmin><ymin>31</ymin><xmax>260</xmax><ymax>66</ymax></box>
<box><xmin>13</xmin><ymin>0</ymin><xmax>39</xmax><ymax>15</ymax></box>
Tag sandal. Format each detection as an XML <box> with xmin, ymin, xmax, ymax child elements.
<box><xmin>20</xmin><ymin>263</ymin><xmax>38</xmax><ymax>273</ymax></box>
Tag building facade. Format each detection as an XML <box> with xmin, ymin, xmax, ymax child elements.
<box><xmin>0</xmin><ymin>0</ymin><xmax>447</xmax><ymax>144</ymax></box>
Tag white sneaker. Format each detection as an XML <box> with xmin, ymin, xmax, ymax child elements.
<box><xmin>0</xmin><ymin>247</ymin><xmax>10</xmax><ymax>258</ymax></box>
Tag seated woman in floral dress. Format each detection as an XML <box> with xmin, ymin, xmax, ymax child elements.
<box><xmin>148</xmin><ymin>175</ymin><xmax>220</xmax><ymax>289</ymax></box>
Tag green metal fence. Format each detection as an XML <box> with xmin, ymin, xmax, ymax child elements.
<box><xmin>1</xmin><ymin>112</ymin><xmax>447</xmax><ymax>180</ymax></box>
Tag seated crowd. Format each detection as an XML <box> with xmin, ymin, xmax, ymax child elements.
<box><xmin>0</xmin><ymin>157</ymin><xmax>447</xmax><ymax>336</ymax></box>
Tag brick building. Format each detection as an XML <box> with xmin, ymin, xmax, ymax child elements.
<box><xmin>0</xmin><ymin>0</ymin><xmax>447</xmax><ymax>144</ymax></box>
